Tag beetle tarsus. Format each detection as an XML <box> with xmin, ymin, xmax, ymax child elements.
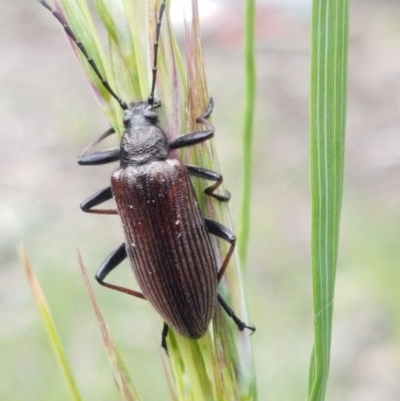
<box><xmin>217</xmin><ymin>294</ymin><xmax>255</xmax><ymax>334</ymax></box>
<box><xmin>196</xmin><ymin>97</ymin><xmax>214</xmax><ymax>122</ymax></box>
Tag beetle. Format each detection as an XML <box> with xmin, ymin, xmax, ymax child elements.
<box><xmin>38</xmin><ymin>0</ymin><xmax>255</xmax><ymax>350</ymax></box>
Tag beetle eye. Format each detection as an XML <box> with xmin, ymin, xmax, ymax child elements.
<box><xmin>144</xmin><ymin>109</ymin><xmax>158</xmax><ymax>122</ymax></box>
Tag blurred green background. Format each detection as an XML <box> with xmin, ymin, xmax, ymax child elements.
<box><xmin>2</xmin><ymin>0</ymin><xmax>400</xmax><ymax>400</ymax></box>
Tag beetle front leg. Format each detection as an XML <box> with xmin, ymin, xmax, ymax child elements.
<box><xmin>168</xmin><ymin>98</ymin><xmax>215</xmax><ymax>150</ymax></box>
<box><xmin>80</xmin><ymin>186</ymin><xmax>118</xmax><ymax>215</ymax></box>
<box><xmin>78</xmin><ymin>127</ymin><xmax>121</xmax><ymax>165</ymax></box>
<box><xmin>205</xmin><ymin>219</ymin><xmax>236</xmax><ymax>282</ymax></box>
<box><xmin>186</xmin><ymin>165</ymin><xmax>231</xmax><ymax>202</ymax></box>
<box><xmin>95</xmin><ymin>243</ymin><xmax>145</xmax><ymax>299</ymax></box>
<box><xmin>217</xmin><ymin>294</ymin><xmax>255</xmax><ymax>334</ymax></box>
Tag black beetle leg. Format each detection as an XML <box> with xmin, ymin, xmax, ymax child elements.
<box><xmin>206</xmin><ymin>219</ymin><xmax>255</xmax><ymax>334</ymax></box>
<box><xmin>78</xmin><ymin>127</ymin><xmax>121</xmax><ymax>166</ymax></box>
<box><xmin>186</xmin><ymin>165</ymin><xmax>231</xmax><ymax>202</ymax></box>
<box><xmin>95</xmin><ymin>243</ymin><xmax>145</xmax><ymax>299</ymax></box>
<box><xmin>168</xmin><ymin>128</ymin><xmax>214</xmax><ymax>150</ymax></box>
<box><xmin>161</xmin><ymin>323</ymin><xmax>169</xmax><ymax>354</ymax></box>
<box><xmin>205</xmin><ymin>219</ymin><xmax>236</xmax><ymax>282</ymax></box>
<box><xmin>80</xmin><ymin>186</ymin><xmax>118</xmax><ymax>215</ymax></box>
<box><xmin>168</xmin><ymin>98</ymin><xmax>215</xmax><ymax>150</ymax></box>
<box><xmin>217</xmin><ymin>294</ymin><xmax>255</xmax><ymax>334</ymax></box>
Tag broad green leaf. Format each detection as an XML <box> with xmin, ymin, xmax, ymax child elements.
<box><xmin>309</xmin><ymin>1</ymin><xmax>349</xmax><ymax>400</ymax></box>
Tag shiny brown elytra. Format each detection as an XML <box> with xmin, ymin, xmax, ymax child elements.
<box><xmin>112</xmin><ymin>147</ymin><xmax>217</xmax><ymax>338</ymax></box>
<box><xmin>38</xmin><ymin>0</ymin><xmax>255</xmax><ymax>350</ymax></box>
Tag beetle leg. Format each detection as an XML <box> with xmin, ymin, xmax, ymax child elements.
<box><xmin>168</xmin><ymin>98</ymin><xmax>215</xmax><ymax>150</ymax></box>
<box><xmin>161</xmin><ymin>323</ymin><xmax>169</xmax><ymax>354</ymax></box>
<box><xmin>78</xmin><ymin>127</ymin><xmax>121</xmax><ymax>165</ymax></box>
<box><xmin>80</xmin><ymin>186</ymin><xmax>118</xmax><ymax>215</ymax></box>
<box><xmin>217</xmin><ymin>294</ymin><xmax>255</xmax><ymax>334</ymax></box>
<box><xmin>186</xmin><ymin>165</ymin><xmax>231</xmax><ymax>202</ymax></box>
<box><xmin>95</xmin><ymin>243</ymin><xmax>145</xmax><ymax>299</ymax></box>
<box><xmin>197</xmin><ymin>97</ymin><xmax>214</xmax><ymax>121</ymax></box>
<box><xmin>168</xmin><ymin>129</ymin><xmax>214</xmax><ymax>150</ymax></box>
<box><xmin>205</xmin><ymin>219</ymin><xmax>236</xmax><ymax>282</ymax></box>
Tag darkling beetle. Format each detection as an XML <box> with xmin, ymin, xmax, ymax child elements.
<box><xmin>38</xmin><ymin>0</ymin><xmax>255</xmax><ymax>350</ymax></box>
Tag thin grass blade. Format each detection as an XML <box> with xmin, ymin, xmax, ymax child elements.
<box><xmin>171</xmin><ymin>2</ymin><xmax>258</xmax><ymax>400</ymax></box>
<box><xmin>308</xmin><ymin>1</ymin><xmax>349</xmax><ymax>400</ymax></box>
<box><xmin>92</xmin><ymin>0</ymin><xmax>142</xmax><ymax>100</ymax></box>
<box><xmin>56</xmin><ymin>0</ymin><xmax>122</xmax><ymax>129</ymax></box>
<box><xmin>77</xmin><ymin>252</ymin><xmax>141</xmax><ymax>401</ymax></box>
<box><xmin>37</xmin><ymin>1</ymin><xmax>256</xmax><ymax>399</ymax></box>
<box><xmin>238</xmin><ymin>0</ymin><xmax>256</xmax><ymax>266</ymax></box>
<box><xmin>19</xmin><ymin>246</ymin><xmax>83</xmax><ymax>401</ymax></box>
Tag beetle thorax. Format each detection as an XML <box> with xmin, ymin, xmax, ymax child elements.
<box><xmin>119</xmin><ymin>101</ymin><xmax>169</xmax><ymax>166</ymax></box>
<box><xmin>120</xmin><ymin>125</ymin><xmax>169</xmax><ymax>166</ymax></box>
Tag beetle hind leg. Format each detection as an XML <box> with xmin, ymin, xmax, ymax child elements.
<box><xmin>205</xmin><ymin>219</ymin><xmax>236</xmax><ymax>282</ymax></box>
<box><xmin>217</xmin><ymin>294</ymin><xmax>255</xmax><ymax>334</ymax></box>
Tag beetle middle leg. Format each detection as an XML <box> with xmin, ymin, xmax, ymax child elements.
<box><xmin>95</xmin><ymin>243</ymin><xmax>145</xmax><ymax>299</ymax></box>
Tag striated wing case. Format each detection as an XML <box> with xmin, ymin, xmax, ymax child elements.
<box><xmin>111</xmin><ymin>158</ymin><xmax>218</xmax><ymax>338</ymax></box>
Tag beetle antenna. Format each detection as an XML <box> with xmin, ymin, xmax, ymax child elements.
<box><xmin>148</xmin><ymin>0</ymin><xmax>166</xmax><ymax>107</ymax></box>
<box><xmin>37</xmin><ymin>0</ymin><xmax>128</xmax><ymax>110</ymax></box>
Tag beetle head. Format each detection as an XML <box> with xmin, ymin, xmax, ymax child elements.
<box><xmin>123</xmin><ymin>101</ymin><xmax>161</xmax><ymax>128</ymax></box>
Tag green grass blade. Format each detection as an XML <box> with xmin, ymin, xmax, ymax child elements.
<box><xmin>77</xmin><ymin>253</ymin><xmax>141</xmax><ymax>401</ymax></box>
<box><xmin>57</xmin><ymin>0</ymin><xmax>122</xmax><ymax>130</ymax></box>
<box><xmin>92</xmin><ymin>0</ymin><xmax>143</xmax><ymax>100</ymax></box>
<box><xmin>169</xmin><ymin>1</ymin><xmax>257</xmax><ymax>400</ymax></box>
<box><xmin>238</xmin><ymin>0</ymin><xmax>256</xmax><ymax>266</ymax></box>
<box><xmin>20</xmin><ymin>246</ymin><xmax>83</xmax><ymax>401</ymax></box>
<box><xmin>309</xmin><ymin>1</ymin><xmax>349</xmax><ymax>400</ymax></box>
<box><xmin>38</xmin><ymin>1</ymin><xmax>256</xmax><ymax>399</ymax></box>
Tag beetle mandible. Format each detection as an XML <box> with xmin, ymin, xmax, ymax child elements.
<box><xmin>38</xmin><ymin>0</ymin><xmax>255</xmax><ymax>350</ymax></box>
